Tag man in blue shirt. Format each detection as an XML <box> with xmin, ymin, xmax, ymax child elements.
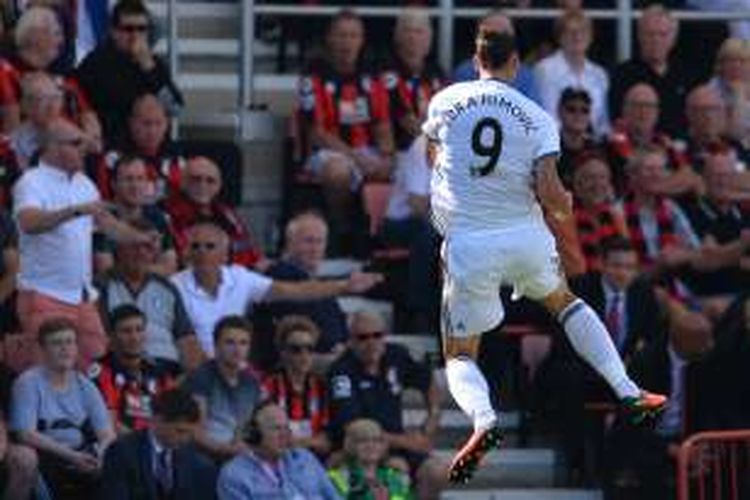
<box><xmin>217</xmin><ymin>401</ymin><xmax>339</xmax><ymax>500</ymax></box>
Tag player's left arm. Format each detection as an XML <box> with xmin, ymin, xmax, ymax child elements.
<box><xmin>534</xmin><ymin>154</ymin><xmax>573</xmax><ymax>222</ymax></box>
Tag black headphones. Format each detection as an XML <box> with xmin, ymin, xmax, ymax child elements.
<box><xmin>242</xmin><ymin>400</ymin><xmax>276</xmax><ymax>446</ymax></box>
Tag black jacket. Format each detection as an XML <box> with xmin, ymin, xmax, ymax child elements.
<box><xmin>75</xmin><ymin>39</ymin><xmax>184</xmax><ymax>143</ymax></box>
<box><xmin>100</xmin><ymin>430</ymin><xmax>217</xmax><ymax>500</ymax></box>
<box><xmin>567</xmin><ymin>271</ymin><xmax>662</xmax><ymax>361</ymax></box>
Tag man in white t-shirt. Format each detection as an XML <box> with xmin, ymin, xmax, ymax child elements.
<box><xmin>171</xmin><ymin>221</ymin><xmax>382</xmax><ymax>357</ymax></box>
<box><xmin>13</xmin><ymin>119</ymin><xmax>151</xmax><ymax>369</ymax></box>
<box><xmin>423</xmin><ymin>30</ymin><xmax>667</xmax><ymax>484</ymax></box>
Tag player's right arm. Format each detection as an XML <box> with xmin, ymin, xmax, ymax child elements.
<box><xmin>534</xmin><ymin>154</ymin><xmax>573</xmax><ymax>222</ymax></box>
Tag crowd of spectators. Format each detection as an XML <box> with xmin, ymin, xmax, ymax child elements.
<box><xmin>285</xmin><ymin>3</ymin><xmax>750</xmax><ymax>498</ymax></box>
<box><xmin>0</xmin><ymin>0</ymin><xmax>746</xmax><ymax>499</ymax></box>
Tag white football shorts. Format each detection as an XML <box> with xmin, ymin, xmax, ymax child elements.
<box><xmin>440</xmin><ymin>223</ymin><xmax>563</xmax><ymax>338</ymax></box>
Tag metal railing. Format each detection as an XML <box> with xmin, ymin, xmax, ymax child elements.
<box><xmin>148</xmin><ymin>1</ymin><xmax>750</xmax><ymax>136</ymax></box>
<box><xmin>677</xmin><ymin>429</ymin><xmax>750</xmax><ymax>500</ymax></box>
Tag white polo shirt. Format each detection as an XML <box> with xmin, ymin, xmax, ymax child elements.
<box><xmin>171</xmin><ymin>264</ymin><xmax>273</xmax><ymax>356</ymax></box>
<box><xmin>534</xmin><ymin>50</ymin><xmax>610</xmax><ymax>136</ymax></box>
<box><xmin>13</xmin><ymin>162</ymin><xmax>100</xmax><ymax>305</ymax></box>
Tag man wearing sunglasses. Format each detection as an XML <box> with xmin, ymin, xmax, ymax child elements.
<box><xmin>13</xmin><ymin>119</ymin><xmax>157</xmax><ymax>370</ymax></box>
<box><xmin>171</xmin><ymin>220</ymin><xmax>382</xmax><ymax>358</ymax></box>
<box><xmin>327</xmin><ymin>311</ymin><xmax>446</xmax><ymax>499</ymax></box>
<box><xmin>607</xmin><ymin>83</ymin><xmax>702</xmax><ymax>198</ymax></box>
<box><xmin>76</xmin><ymin>0</ymin><xmax>183</xmax><ymax>143</ymax></box>
<box><xmin>165</xmin><ymin>156</ymin><xmax>264</xmax><ymax>269</ymax></box>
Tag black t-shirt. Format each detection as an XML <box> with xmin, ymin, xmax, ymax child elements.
<box><xmin>680</xmin><ymin>198</ymin><xmax>750</xmax><ymax>295</ymax></box>
<box><xmin>251</xmin><ymin>259</ymin><xmax>349</xmax><ymax>371</ymax></box>
<box><xmin>327</xmin><ymin>344</ymin><xmax>432</xmax><ymax>444</ymax></box>
<box><xmin>608</xmin><ymin>59</ymin><xmax>702</xmax><ymax>137</ymax></box>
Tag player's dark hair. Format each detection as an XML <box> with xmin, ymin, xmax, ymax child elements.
<box><xmin>600</xmin><ymin>235</ymin><xmax>635</xmax><ymax>259</ymax></box>
<box><xmin>475</xmin><ymin>29</ymin><xmax>516</xmax><ymax>71</ymax></box>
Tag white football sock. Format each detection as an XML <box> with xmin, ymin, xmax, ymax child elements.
<box><xmin>445</xmin><ymin>356</ymin><xmax>497</xmax><ymax>431</ymax></box>
<box><xmin>558</xmin><ymin>299</ymin><xmax>640</xmax><ymax>400</ymax></box>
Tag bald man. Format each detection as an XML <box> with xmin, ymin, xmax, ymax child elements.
<box><xmin>608</xmin><ymin>5</ymin><xmax>700</xmax><ymax>136</ymax></box>
<box><xmin>13</xmin><ymin>119</ymin><xmax>151</xmax><ymax>370</ymax></box>
<box><xmin>327</xmin><ymin>310</ymin><xmax>446</xmax><ymax>498</ymax></box>
<box><xmin>164</xmin><ymin>156</ymin><xmax>264</xmax><ymax>268</ymax></box>
<box><xmin>684</xmin><ymin>84</ymin><xmax>750</xmax><ymax>172</ymax></box>
<box><xmin>251</xmin><ymin>211</ymin><xmax>349</xmax><ymax>371</ymax></box>
<box><xmin>93</xmin><ymin>94</ymin><xmax>183</xmax><ymax>201</ymax></box>
<box><xmin>607</xmin><ymin>82</ymin><xmax>704</xmax><ymax>198</ymax></box>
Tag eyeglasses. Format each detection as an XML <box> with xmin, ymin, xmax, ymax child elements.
<box><xmin>563</xmin><ymin>105</ymin><xmax>590</xmax><ymax>115</ymax></box>
<box><xmin>33</xmin><ymin>92</ymin><xmax>63</xmax><ymax>102</ymax></box>
<box><xmin>190</xmin><ymin>241</ymin><xmax>217</xmax><ymax>251</ymax></box>
<box><xmin>117</xmin><ymin>24</ymin><xmax>148</xmax><ymax>33</ymax></box>
<box><xmin>626</xmin><ymin>100</ymin><xmax>659</xmax><ymax>110</ymax></box>
<box><xmin>355</xmin><ymin>435</ymin><xmax>383</xmax><ymax>444</ymax></box>
<box><xmin>188</xmin><ymin>175</ymin><xmax>219</xmax><ymax>185</ymax></box>
<box><xmin>57</xmin><ymin>137</ymin><xmax>85</xmax><ymax>146</ymax></box>
<box><xmin>284</xmin><ymin>343</ymin><xmax>314</xmax><ymax>354</ymax></box>
<box><xmin>354</xmin><ymin>331</ymin><xmax>384</xmax><ymax>342</ymax></box>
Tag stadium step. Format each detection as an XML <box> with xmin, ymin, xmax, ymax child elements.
<box><xmin>441</xmin><ymin>489</ymin><xmax>602</xmax><ymax>500</ymax></box>
<box><xmin>434</xmin><ymin>448</ymin><xmax>558</xmax><ymax>488</ymax></box>
<box><xmin>402</xmin><ymin>408</ymin><xmax>520</xmax><ymax>431</ymax></box>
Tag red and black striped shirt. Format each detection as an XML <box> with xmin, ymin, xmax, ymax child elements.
<box><xmin>298</xmin><ymin>63</ymin><xmax>390</xmax><ymax>151</ymax></box>
<box><xmin>263</xmin><ymin>371</ymin><xmax>329</xmax><ymax>438</ymax></box>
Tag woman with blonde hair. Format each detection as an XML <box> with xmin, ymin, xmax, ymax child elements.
<box><xmin>263</xmin><ymin>315</ymin><xmax>331</xmax><ymax>456</ymax></box>
<box><xmin>709</xmin><ymin>38</ymin><xmax>750</xmax><ymax>147</ymax></box>
<box><xmin>328</xmin><ymin>419</ymin><xmax>413</xmax><ymax>500</ymax></box>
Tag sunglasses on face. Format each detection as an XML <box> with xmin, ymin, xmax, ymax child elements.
<box><xmin>190</xmin><ymin>241</ymin><xmax>217</xmax><ymax>251</ymax></box>
<box><xmin>284</xmin><ymin>343</ymin><xmax>315</xmax><ymax>354</ymax></box>
<box><xmin>354</xmin><ymin>331</ymin><xmax>384</xmax><ymax>342</ymax></box>
<box><xmin>117</xmin><ymin>24</ymin><xmax>148</xmax><ymax>33</ymax></box>
<box><xmin>188</xmin><ymin>175</ymin><xmax>219</xmax><ymax>185</ymax></box>
<box><xmin>563</xmin><ymin>105</ymin><xmax>590</xmax><ymax>115</ymax></box>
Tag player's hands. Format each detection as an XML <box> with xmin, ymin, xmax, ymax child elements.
<box><xmin>344</xmin><ymin>271</ymin><xmax>383</xmax><ymax>294</ymax></box>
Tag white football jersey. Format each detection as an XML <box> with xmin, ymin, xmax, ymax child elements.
<box><xmin>423</xmin><ymin>79</ymin><xmax>560</xmax><ymax>234</ymax></box>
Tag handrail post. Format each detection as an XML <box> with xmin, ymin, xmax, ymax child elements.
<box><xmin>240</xmin><ymin>0</ymin><xmax>256</xmax><ymax>139</ymax></box>
<box><xmin>438</xmin><ymin>0</ymin><xmax>454</xmax><ymax>73</ymax></box>
<box><xmin>167</xmin><ymin>0</ymin><xmax>179</xmax><ymax>138</ymax></box>
<box><xmin>616</xmin><ymin>0</ymin><xmax>632</xmax><ymax>62</ymax></box>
